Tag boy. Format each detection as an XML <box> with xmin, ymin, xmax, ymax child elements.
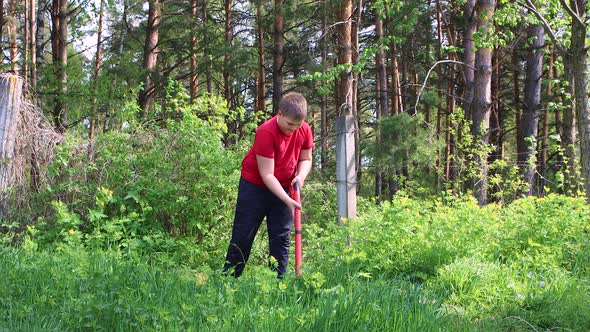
<box><xmin>223</xmin><ymin>92</ymin><xmax>313</xmax><ymax>278</ymax></box>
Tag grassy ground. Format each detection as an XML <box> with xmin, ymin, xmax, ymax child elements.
<box><xmin>2</xmin><ymin>194</ymin><xmax>590</xmax><ymax>331</ymax></box>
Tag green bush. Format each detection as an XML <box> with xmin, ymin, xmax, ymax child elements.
<box><xmin>30</xmin><ymin>109</ymin><xmax>242</xmax><ymax>250</ymax></box>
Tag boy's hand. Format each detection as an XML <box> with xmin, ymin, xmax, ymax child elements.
<box><xmin>291</xmin><ymin>175</ymin><xmax>305</xmax><ymax>190</ymax></box>
<box><xmin>286</xmin><ymin>198</ymin><xmax>302</xmax><ymax>216</ymax></box>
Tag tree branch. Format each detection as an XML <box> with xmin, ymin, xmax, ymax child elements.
<box><xmin>559</xmin><ymin>0</ymin><xmax>585</xmax><ymax>26</ymax></box>
<box><xmin>414</xmin><ymin>60</ymin><xmax>475</xmax><ymax>114</ymax></box>
<box><xmin>518</xmin><ymin>0</ymin><xmax>566</xmax><ymax>54</ymax></box>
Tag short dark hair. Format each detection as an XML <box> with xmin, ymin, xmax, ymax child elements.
<box><xmin>279</xmin><ymin>92</ymin><xmax>307</xmax><ymax>120</ymax></box>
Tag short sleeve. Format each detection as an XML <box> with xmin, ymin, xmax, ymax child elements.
<box><xmin>302</xmin><ymin>124</ymin><xmax>314</xmax><ymax>150</ymax></box>
<box><xmin>253</xmin><ymin>129</ymin><xmax>275</xmax><ymax>158</ymax></box>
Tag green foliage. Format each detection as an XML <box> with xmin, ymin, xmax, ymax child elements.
<box><xmin>373</xmin><ymin>113</ymin><xmax>439</xmax><ymax>172</ymax></box>
<box><xmin>30</xmin><ymin>103</ymin><xmax>242</xmax><ymax>250</ymax></box>
<box><xmin>3</xmin><ymin>194</ymin><xmax>589</xmax><ymax>331</ymax></box>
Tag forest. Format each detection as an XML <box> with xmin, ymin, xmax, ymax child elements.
<box><xmin>1</xmin><ymin>0</ymin><xmax>590</xmax><ymax>330</ymax></box>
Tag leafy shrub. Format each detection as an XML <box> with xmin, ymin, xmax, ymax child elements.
<box><xmin>31</xmin><ymin>108</ymin><xmax>243</xmax><ymax>249</ymax></box>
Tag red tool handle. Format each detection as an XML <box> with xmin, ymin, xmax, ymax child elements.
<box><xmin>292</xmin><ymin>182</ymin><xmax>302</xmax><ymax>276</ymax></box>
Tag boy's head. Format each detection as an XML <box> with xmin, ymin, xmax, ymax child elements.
<box><xmin>278</xmin><ymin>92</ymin><xmax>307</xmax><ymax>121</ymax></box>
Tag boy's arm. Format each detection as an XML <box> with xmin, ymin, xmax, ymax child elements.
<box><xmin>256</xmin><ymin>155</ymin><xmax>301</xmax><ymax>212</ymax></box>
<box><xmin>292</xmin><ymin>148</ymin><xmax>312</xmax><ymax>189</ymax></box>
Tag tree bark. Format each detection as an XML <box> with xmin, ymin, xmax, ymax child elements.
<box><xmin>8</xmin><ymin>0</ymin><xmax>17</xmax><ymax>74</ymax></box>
<box><xmin>223</xmin><ymin>0</ymin><xmax>232</xmax><ymax>107</ymax></box>
<box><xmin>462</xmin><ymin>0</ymin><xmax>476</xmax><ymax>120</ymax></box>
<box><xmin>29</xmin><ymin>0</ymin><xmax>37</xmax><ymax>91</ymax></box>
<box><xmin>255</xmin><ymin>0</ymin><xmax>266</xmax><ymax>115</ymax></box>
<box><xmin>139</xmin><ymin>0</ymin><xmax>161</xmax><ymax>120</ymax></box>
<box><xmin>203</xmin><ymin>0</ymin><xmax>212</xmax><ymax>95</ymax></box>
<box><xmin>190</xmin><ymin>0</ymin><xmax>198</xmax><ymax>101</ymax></box>
<box><xmin>89</xmin><ymin>0</ymin><xmax>105</xmax><ymax>141</ymax></box>
<box><xmin>570</xmin><ymin>0</ymin><xmax>590</xmax><ymax>202</ymax></box>
<box><xmin>37</xmin><ymin>0</ymin><xmax>48</xmax><ymax>66</ymax></box>
<box><xmin>23</xmin><ymin>0</ymin><xmax>29</xmax><ymax>93</ymax></box>
<box><xmin>489</xmin><ymin>47</ymin><xmax>503</xmax><ymax>164</ymax></box>
<box><xmin>375</xmin><ymin>7</ymin><xmax>387</xmax><ymax>201</ymax></box>
<box><xmin>537</xmin><ymin>51</ymin><xmax>554</xmax><ymax>196</ymax></box>
<box><xmin>320</xmin><ymin>0</ymin><xmax>329</xmax><ymax>170</ymax></box>
<box><xmin>336</xmin><ymin>0</ymin><xmax>353</xmax><ymax>116</ymax></box>
<box><xmin>518</xmin><ymin>23</ymin><xmax>545</xmax><ymax>196</ymax></box>
<box><xmin>51</xmin><ymin>0</ymin><xmax>68</xmax><ymax>132</ymax></box>
<box><xmin>272</xmin><ymin>0</ymin><xmax>284</xmax><ymax>115</ymax></box>
<box><xmin>561</xmin><ymin>53</ymin><xmax>578</xmax><ymax>195</ymax></box>
<box><xmin>470</xmin><ymin>0</ymin><xmax>495</xmax><ymax>205</ymax></box>
<box><xmin>0</xmin><ymin>0</ymin><xmax>4</xmax><ymax>56</ymax></box>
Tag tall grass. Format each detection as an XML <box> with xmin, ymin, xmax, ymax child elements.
<box><xmin>2</xmin><ymin>194</ymin><xmax>590</xmax><ymax>331</ymax></box>
<box><xmin>0</xmin><ymin>246</ymin><xmax>471</xmax><ymax>331</ymax></box>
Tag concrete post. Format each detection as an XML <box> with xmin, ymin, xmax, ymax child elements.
<box><xmin>336</xmin><ymin>115</ymin><xmax>356</xmax><ymax>224</ymax></box>
<box><xmin>0</xmin><ymin>74</ymin><xmax>23</xmax><ymax>215</ymax></box>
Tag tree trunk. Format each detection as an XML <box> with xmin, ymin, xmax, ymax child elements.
<box><xmin>89</xmin><ymin>0</ymin><xmax>105</xmax><ymax>141</ymax></box>
<box><xmin>489</xmin><ymin>47</ymin><xmax>502</xmax><ymax>164</ymax></box>
<box><xmin>272</xmin><ymin>0</ymin><xmax>284</xmax><ymax>115</ymax></box>
<box><xmin>537</xmin><ymin>51</ymin><xmax>554</xmax><ymax>196</ymax></box>
<box><xmin>23</xmin><ymin>0</ymin><xmax>29</xmax><ymax>93</ymax></box>
<box><xmin>255</xmin><ymin>0</ymin><xmax>266</xmax><ymax>115</ymax></box>
<box><xmin>375</xmin><ymin>8</ymin><xmax>387</xmax><ymax>201</ymax></box>
<box><xmin>51</xmin><ymin>0</ymin><xmax>68</xmax><ymax>132</ymax></box>
<box><xmin>389</xmin><ymin>38</ymin><xmax>403</xmax><ymax>114</ymax></box>
<box><xmin>203</xmin><ymin>0</ymin><xmax>212</xmax><ymax>95</ymax></box>
<box><xmin>0</xmin><ymin>74</ymin><xmax>23</xmax><ymax>215</ymax></box>
<box><xmin>570</xmin><ymin>0</ymin><xmax>590</xmax><ymax>202</ymax></box>
<box><xmin>0</xmin><ymin>0</ymin><xmax>4</xmax><ymax>56</ymax></box>
<box><xmin>352</xmin><ymin>0</ymin><xmax>362</xmax><ymax>188</ymax></box>
<box><xmin>223</xmin><ymin>0</ymin><xmax>232</xmax><ymax>107</ymax></box>
<box><xmin>139</xmin><ymin>0</ymin><xmax>161</xmax><ymax>120</ymax></box>
<box><xmin>562</xmin><ymin>53</ymin><xmax>578</xmax><ymax>195</ymax></box>
<box><xmin>8</xmin><ymin>0</ymin><xmax>17</xmax><ymax>74</ymax></box>
<box><xmin>518</xmin><ymin>24</ymin><xmax>544</xmax><ymax>196</ymax></box>
<box><xmin>470</xmin><ymin>0</ymin><xmax>495</xmax><ymax>205</ymax></box>
<box><xmin>190</xmin><ymin>0</ymin><xmax>198</xmax><ymax>101</ymax></box>
<box><xmin>336</xmin><ymin>0</ymin><xmax>353</xmax><ymax>116</ymax></box>
<box><xmin>320</xmin><ymin>0</ymin><xmax>328</xmax><ymax>169</ymax></box>
<box><xmin>29</xmin><ymin>0</ymin><xmax>37</xmax><ymax>90</ymax></box>
<box><xmin>462</xmin><ymin>0</ymin><xmax>476</xmax><ymax>120</ymax></box>
<box><xmin>445</xmin><ymin>3</ymin><xmax>457</xmax><ymax>181</ymax></box>
<box><xmin>37</xmin><ymin>0</ymin><xmax>48</xmax><ymax>67</ymax></box>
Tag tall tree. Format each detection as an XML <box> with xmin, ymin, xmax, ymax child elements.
<box><xmin>462</xmin><ymin>0</ymin><xmax>476</xmax><ymax>120</ymax></box>
<box><xmin>37</xmin><ymin>0</ymin><xmax>48</xmax><ymax>66</ymax></box>
<box><xmin>336</xmin><ymin>0</ymin><xmax>353</xmax><ymax>116</ymax></box>
<box><xmin>89</xmin><ymin>0</ymin><xmax>105</xmax><ymax>141</ymax></box>
<box><xmin>0</xmin><ymin>0</ymin><xmax>4</xmax><ymax>56</ymax></box>
<box><xmin>29</xmin><ymin>0</ymin><xmax>37</xmax><ymax>90</ymax></box>
<box><xmin>51</xmin><ymin>0</ymin><xmax>68</xmax><ymax>132</ymax></box>
<box><xmin>202</xmin><ymin>0</ymin><xmax>212</xmax><ymax>94</ymax></box>
<box><xmin>320</xmin><ymin>0</ymin><xmax>329</xmax><ymax>169</ymax></box>
<box><xmin>518</xmin><ymin>23</ymin><xmax>545</xmax><ymax>196</ymax></box>
<box><xmin>190</xmin><ymin>0</ymin><xmax>198</xmax><ymax>101</ymax></box>
<box><xmin>569</xmin><ymin>0</ymin><xmax>590</xmax><ymax>201</ymax></box>
<box><xmin>223</xmin><ymin>0</ymin><xmax>232</xmax><ymax>106</ymax></box>
<box><xmin>272</xmin><ymin>0</ymin><xmax>284</xmax><ymax>114</ymax></box>
<box><xmin>255</xmin><ymin>0</ymin><xmax>265</xmax><ymax>114</ymax></box>
<box><xmin>375</xmin><ymin>7</ymin><xmax>388</xmax><ymax>200</ymax></box>
<box><xmin>23</xmin><ymin>0</ymin><xmax>29</xmax><ymax>92</ymax></box>
<box><xmin>138</xmin><ymin>0</ymin><xmax>162</xmax><ymax>119</ymax></box>
<box><xmin>524</xmin><ymin>0</ymin><xmax>588</xmax><ymax>197</ymax></box>
<box><xmin>470</xmin><ymin>0</ymin><xmax>495</xmax><ymax>205</ymax></box>
<box><xmin>7</xmin><ymin>0</ymin><xmax>17</xmax><ymax>74</ymax></box>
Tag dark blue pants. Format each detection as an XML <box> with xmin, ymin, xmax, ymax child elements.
<box><xmin>223</xmin><ymin>177</ymin><xmax>293</xmax><ymax>277</ymax></box>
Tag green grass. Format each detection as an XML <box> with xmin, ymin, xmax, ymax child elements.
<box><xmin>0</xmin><ymin>247</ymin><xmax>473</xmax><ymax>331</ymax></box>
<box><xmin>2</xmin><ymin>194</ymin><xmax>590</xmax><ymax>331</ymax></box>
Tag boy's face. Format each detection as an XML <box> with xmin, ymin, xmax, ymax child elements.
<box><xmin>277</xmin><ymin>112</ymin><xmax>303</xmax><ymax>135</ymax></box>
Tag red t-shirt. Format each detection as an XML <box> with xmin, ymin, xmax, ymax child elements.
<box><xmin>241</xmin><ymin>115</ymin><xmax>314</xmax><ymax>187</ymax></box>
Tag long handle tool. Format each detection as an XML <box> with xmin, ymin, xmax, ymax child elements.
<box><xmin>292</xmin><ymin>182</ymin><xmax>302</xmax><ymax>276</ymax></box>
